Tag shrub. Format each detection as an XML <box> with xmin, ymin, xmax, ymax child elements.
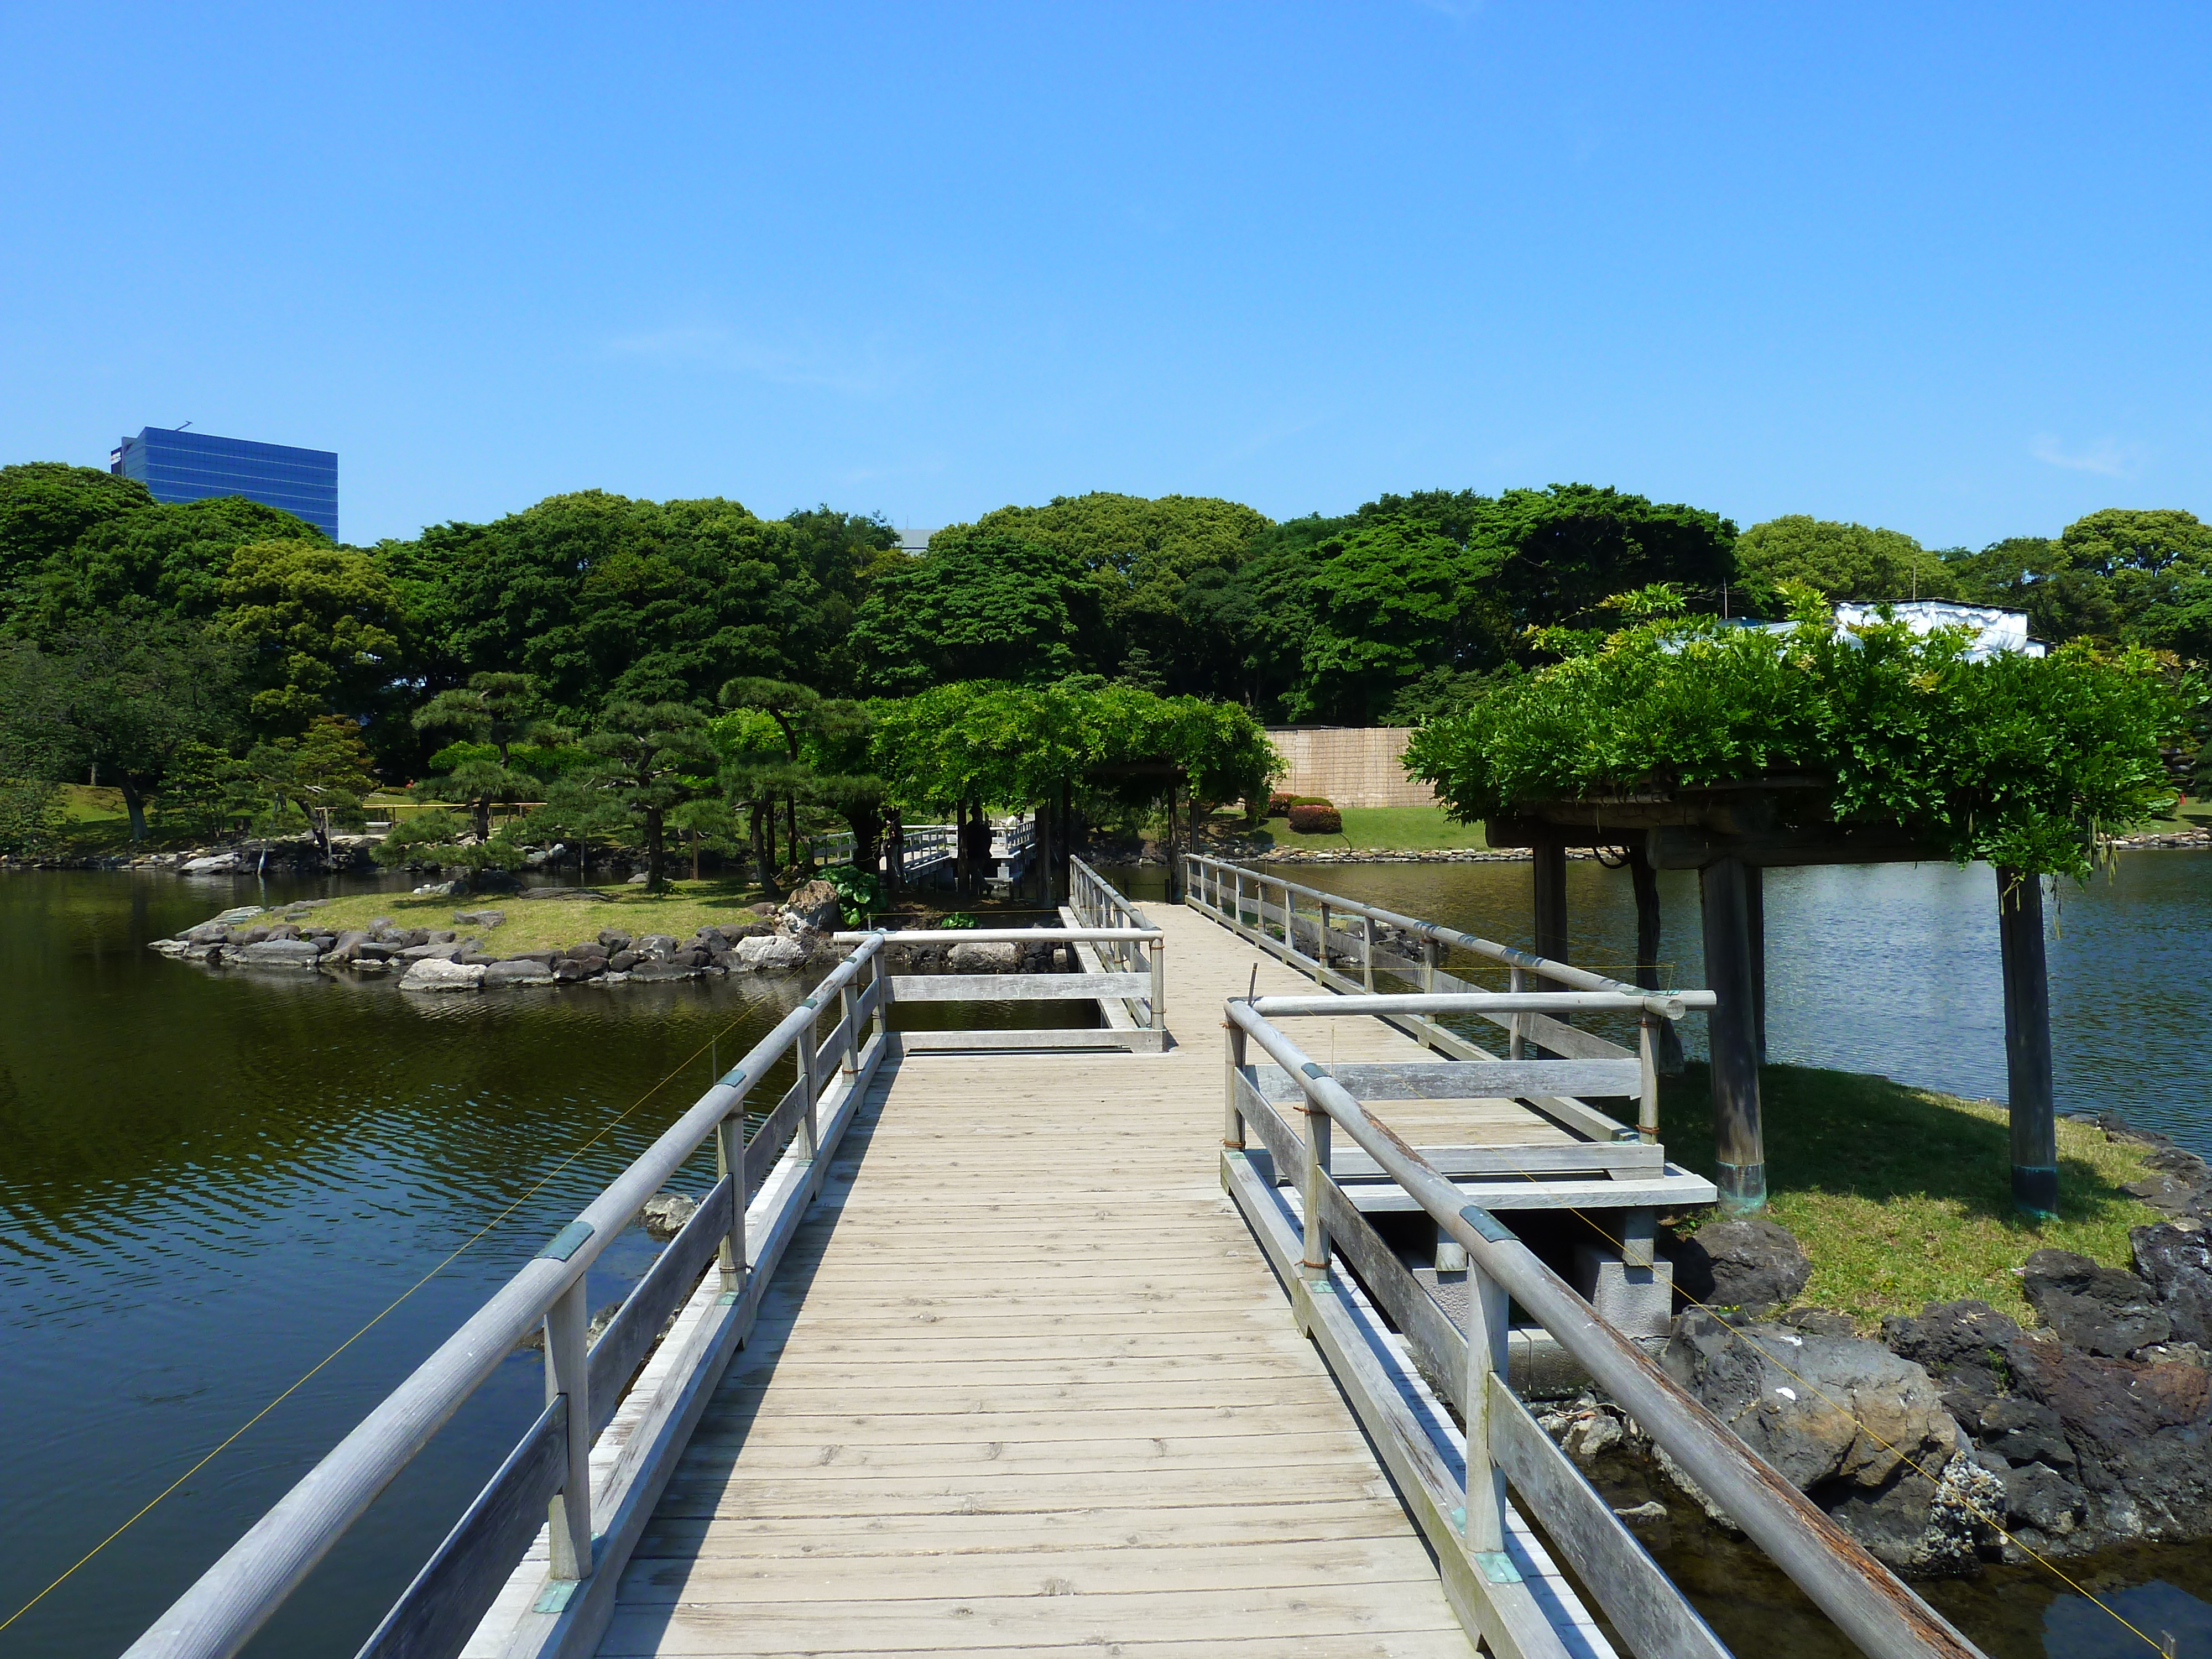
<box><xmin>1287</xmin><ymin>801</ymin><xmax>1343</xmax><ymax>834</ymax></box>
<box><xmin>1266</xmin><ymin>791</ymin><xmax>1295</xmax><ymax>816</ymax></box>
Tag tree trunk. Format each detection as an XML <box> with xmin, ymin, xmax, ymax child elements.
<box><xmin>886</xmin><ymin>808</ymin><xmax>904</xmax><ymax>905</ymax></box>
<box><xmin>691</xmin><ymin>828</ymin><xmax>701</xmax><ymax>881</ymax></box>
<box><xmin>117</xmin><ymin>776</ymin><xmax>148</xmax><ymax>843</ymax></box>
<box><xmin>787</xmin><ymin>794</ymin><xmax>800</xmax><ymax>873</ymax></box>
<box><xmin>474</xmin><ymin>799</ymin><xmax>491</xmax><ymax>842</ymax></box>
<box><xmin>644</xmin><ymin>805</ymin><xmax>666</xmax><ymax>893</ymax></box>
<box><xmin>1035</xmin><ymin>801</ymin><xmax>1052</xmax><ymax>909</ymax></box>
<box><xmin>1627</xmin><ymin>846</ymin><xmax>1684</xmax><ymax>1074</ymax></box>
<box><xmin>749</xmin><ymin>801</ymin><xmax>774</xmax><ymax>889</ymax></box>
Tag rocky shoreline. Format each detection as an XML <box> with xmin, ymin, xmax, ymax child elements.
<box><xmin>144</xmin><ymin>880</ymin><xmax>1081</xmax><ymax>992</ymax></box>
<box><xmin>1558</xmin><ymin>1126</ymin><xmax>2212</xmax><ymax>1575</ymax></box>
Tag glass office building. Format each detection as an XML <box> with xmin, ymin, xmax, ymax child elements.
<box><xmin>110</xmin><ymin>427</ymin><xmax>339</xmax><ymax>540</ymax></box>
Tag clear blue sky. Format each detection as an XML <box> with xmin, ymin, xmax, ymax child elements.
<box><xmin>4</xmin><ymin>3</ymin><xmax>2206</xmax><ymax>550</ymax></box>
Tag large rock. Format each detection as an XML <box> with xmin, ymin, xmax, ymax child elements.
<box><xmin>732</xmin><ymin>933</ymin><xmax>811</xmax><ymax>973</ymax></box>
<box><xmin>323</xmin><ymin>928</ymin><xmax>369</xmax><ymax>965</ymax></box>
<box><xmin>779</xmin><ymin>879</ymin><xmax>841</xmax><ymax>935</ymax></box>
<box><xmin>181</xmin><ymin>853</ymin><xmax>242</xmax><ymax>873</ymax></box>
<box><xmin>2006</xmin><ymin>1331</ymin><xmax>2212</xmax><ymax>1543</ymax></box>
<box><xmin>946</xmin><ymin>940</ymin><xmax>1020</xmax><ymax>973</ymax></box>
<box><xmin>1882</xmin><ymin>1299</ymin><xmax>2026</xmax><ymax>1421</ymax></box>
<box><xmin>482</xmin><ymin>959</ymin><xmax>556</xmax><ymax>988</ymax></box>
<box><xmin>1672</xmin><ymin>1218</ymin><xmax>1812</xmax><ymax>1313</ymax></box>
<box><xmin>399</xmin><ymin>958</ymin><xmax>486</xmax><ymax>992</ymax></box>
<box><xmin>1662</xmin><ymin>1309</ymin><xmax>1970</xmax><ymax>1568</ymax></box>
<box><xmin>2133</xmin><ymin>1225</ymin><xmax>2212</xmax><ymax>1348</ymax></box>
<box><xmin>232</xmin><ymin>938</ymin><xmax>325</xmax><ymax>968</ymax></box>
<box><xmin>2020</xmin><ymin>1248</ymin><xmax>2171</xmax><ymax>1357</ymax></box>
<box><xmin>181</xmin><ymin>918</ymin><xmax>235</xmax><ymax>945</ymax></box>
<box><xmin>452</xmin><ymin>908</ymin><xmax>507</xmax><ymax>928</ymax></box>
<box><xmin>639</xmin><ymin>1191</ymin><xmax>699</xmax><ymax>1239</ymax></box>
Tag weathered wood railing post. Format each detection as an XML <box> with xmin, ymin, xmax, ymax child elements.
<box><xmin>1318</xmin><ymin>899</ymin><xmax>1332</xmax><ymax>975</ymax></box>
<box><xmin>799</xmin><ymin>997</ymin><xmax>821</xmax><ymax>1160</ymax></box>
<box><xmin>1224</xmin><ymin>1016</ymin><xmax>1247</xmax><ymax>1150</ymax></box>
<box><xmin>1507</xmin><ymin>966</ymin><xmax>1527</xmax><ymax>1060</ymax></box>
<box><xmin>1419</xmin><ymin>938</ymin><xmax>1443</xmax><ymax>1053</ymax></box>
<box><xmin>716</xmin><ymin>1098</ymin><xmax>747</xmax><ymax>1299</ymax></box>
<box><xmin>1997</xmin><ymin>866</ymin><xmax>2058</xmax><ymax>1218</ymax></box>
<box><xmin>1459</xmin><ymin>1256</ymin><xmax>1509</xmax><ymax>1567</ymax></box>
<box><xmin>544</xmin><ymin>1280</ymin><xmax>592</xmax><ymax>1584</ymax></box>
<box><xmin>1150</xmin><ymin>937</ymin><xmax>1166</xmax><ymax>1034</ymax></box>
<box><xmin>1298</xmin><ymin>1086</ymin><xmax>1331</xmax><ymax>1303</ymax></box>
<box><xmin>1637</xmin><ymin>1013</ymin><xmax>1661</xmax><ymax>1144</ymax></box>
<box><xmin>839</xmin><ymin>974</ymin><xmax>860</xmax><ymax>1081</ymax></box>
<box><xmin>1359</xmin><ymin>914</ymin><xmax>1375</xmax><ymax>992</ymax></box>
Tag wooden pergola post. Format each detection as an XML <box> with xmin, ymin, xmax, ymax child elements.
<box><xmin>1699</xmin><ymin>854</ymin><xmax>1767</xmax><ymax>1215</ymax></box>
<box><xmin>1627</xmin><ymin>846</ymin><xmax>1684</xmax><ymax>1074</ymax></box>
<box><xmin>1530</xmin><ymin>831</ymin><xmax>1568</xmax><ymax>982</ymax></box>
<box><xmin>1997</xmin><ymin>867</ymin><xmax>2059</xmax><ymax>1218</ymax></box>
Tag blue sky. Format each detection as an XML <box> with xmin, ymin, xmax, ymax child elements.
<box><xmin>3</xmin><ymin>3</ymin><xmax>2206</xmax><ymax>549</ymax></box>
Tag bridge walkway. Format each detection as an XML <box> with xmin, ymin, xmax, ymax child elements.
<box><xmin>592</xmin><ymin>903</ymin><xmax>1597</xmax><ymax>1658</ymax></box>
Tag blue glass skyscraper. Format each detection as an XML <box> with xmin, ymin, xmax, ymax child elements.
<box><xmin>110</xmin><ymin>427</ymin><xmax>339</xmax><ymax>540</ymax></box>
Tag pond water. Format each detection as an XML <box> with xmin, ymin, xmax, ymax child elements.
<box><xmin>1</xmin><ymin>862</ymin><xmax>2206</xmax><ymax>1658</ymax></box>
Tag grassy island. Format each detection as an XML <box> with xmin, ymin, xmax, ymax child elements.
<box><xmin>1655</xmin><ymin>1062</ymin><xmax>2161</xmax><ymax>1327</ymax></box>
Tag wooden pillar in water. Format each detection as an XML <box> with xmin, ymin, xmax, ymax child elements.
<box><xmin>1628</xmin><ymin>846</ymin><xmax>1684</xmax><ymax>1074</ymax></box>
<box><xmin>1997</xmin><ymin>866</ymin><xmax>2059</xmax><ymax>1218</ymax></box>
<box><xmin>1531</xmin><ymin>831</ymin><xmax>1568</xmax><ymax>983</ymax></box>
<box><xmin>1699</xmin><ymin>854</ymin><xmax>1767</xmax><ymax>1215</ymax></box>
<box><xmin>1035</xmin><ymin>799</ymin><xmax>1053</xmax><ymax>908</ymax></box>
<box><xmin>1165</xmin><ymin>782</ymin><xmax>1182</xmax><ymax>901</ymax></box>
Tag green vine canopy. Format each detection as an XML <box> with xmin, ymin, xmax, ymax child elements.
<box><xmin>1402</xmin><ymin>588</ymin><xmax>2183</xmax><ymax>879</ymax></box>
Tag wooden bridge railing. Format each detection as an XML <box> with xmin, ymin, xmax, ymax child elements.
<box><xmin>832</xmin><ymin>922</ymin><xmax>1165</xmax><ymax>1051</ymax></box>
<box><xmin>1222</xmin><ymin>995</ymin><xmax>1986</xmax><ymax>1659</ymax></box>
<box><xmin>1068</xmin><ymin>853</ymin><xmax>1162</xmax><ymax>1030</ymax></box>
<box><xmin>123</xmin><ymin>936</ymin><xmax>900</xmax><ymax>1659</ymax></box>
<box><xmin>1184</xmin><ymin>851</ymin><xmax>1681</xmax><ymax>1142</ymax></box>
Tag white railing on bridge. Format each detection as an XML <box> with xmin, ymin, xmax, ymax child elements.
<box><xmin>811</xmin><ymin>824</ymin><xmax>959</xmax><ymax>877</ymax></box>
<box><xmin>1223</xmin><ymin>993</ymin><xmax>1985</xmax><ymax>1659</ymax></box>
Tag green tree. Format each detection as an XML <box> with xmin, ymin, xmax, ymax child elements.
<box><xmin>721</xmin><ymin>676</ymin><xmax>822</xmax><ymax>865</ymax></box>
<box><xmin>20</xmin><ymin>495</ymin><xmax>326</xmax><ymax>637</ymax></box>
<box><xmin>958</xmin><ymin>493</ymin><xmax>1272</xmax><ymax>684</ymax></box>
<box><xmin>0</xmin><ymin>463</ymin><xmax>154</xmax><ymax>615</ymax></box>
<box><xmin>411</xmin><ymin>672</ymin><xmax>562</xmax><ymax>838</ymax></box>
<box><xmin>578</xmin><ymin>701</ymin><xmax>719</xmax><ymax>893</ymax></box>
<box><xmin>850</xmin><ymin>532</ymin><xmax>1105</xmax><ymax>693</ymax></box>
<box><xmin>1736</xmin><ymin>515</ymin><xmax>1951</xmax><ymax>607</ymax></box>
<box><xmin>0</xmin><ymin>618</ymin><xmax>246</xmax><ymax>840</ymax></box>
<box><xmin>241</xmin><ymin>716</ymin><xmax>380</xmax><ymax>864</ymax></box>
<box><xmin>221</xmin><ymin>539</ymin><xmax>405</xmax><ymax>732</ymax></box>
<box><xmin>1466</xmin><ymin>484</ymin><xmax>1739</xmax><ymax>639</ymax></box>
<box><xmin>1294</xmin><ymin>523</ymin><xmax>1494</xmax><ymax>722</ymax></box>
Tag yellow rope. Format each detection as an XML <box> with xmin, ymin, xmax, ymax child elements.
<box><xmin>0</xmin><ymin>1015</ymin><xmax>753</xmax><ymax>1638</ymax></box>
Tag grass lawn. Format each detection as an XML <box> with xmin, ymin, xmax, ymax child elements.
<box><xmin>1229</xmin><ymin>805</ymin><xmax>1492</xmax><ymax>853</ymax></box>
<box><xmin>1655</xmin><ymin>1062</ymin><xmax>2160</xmax><ymax>1328</ymax></box>
<box><xmin>265</xmin><ymin>880</ymin><xmax>789</xmax><ymax>954</ymax></box>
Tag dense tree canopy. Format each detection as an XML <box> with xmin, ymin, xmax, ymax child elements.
<box><xmin>1</xmin><ymin>457</ymin><xmax>2204</xmax><ymax>860</ymax></box>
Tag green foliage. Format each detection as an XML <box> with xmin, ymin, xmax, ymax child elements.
<box><xmin>0</xmin><ymin>778</ymin><xmax>62</xmax><ymax>856</ymax></box>
<box><xmin>850</xmin><ymin>531</ymin><xmax>1106</xmax><ymax>693</ymax></box>
<box><xmin>0</xmin><ymin>463</ymin><xmax>155</xmax><ymax>611</ymax></box>
<box><xmin>869</xmin><ymin>679</ymin><xmax>1280</xmax><ymax>810</ymax></box>
<box><xmin>221</xmin><ymin>539</ymin><xmax>404</xmax><ymax>732</ymax></box>
<box><xmin>577</xmin><ymin>700</ymin><xmax>720</xmax><ymax>892</ymax></box>
<box><xmin>0</xmin><ymin>618</ymin><xmax>247</xmax><ymax>840</ymax></box>
<box><xmin>22</xmin><ymin>495</ymin><xmax>327</xmax><ymax>638</ymax></box>
<box><xmin>937</xmin><ymin>911</ymin><xmax>978</xmax><ymax>930</ymax></box>
<box><xmin>1735</xmin><ymin>515</ymin><xmax>1953</xmax><ymax>607</ymax></box>
<box><xmin>821</xmin><ymin>862</ymin><xmax>883</xmax><ymax>925</ymax></box>
<box><xmin>154</xmin><ymin>741</ymin><xmax>258</xmax><ymax>838</ymax></box>
<box><xmin>1405</xmin><ymin>595</ymin><xmax>2181</xmax><ymax>878</ymax></box>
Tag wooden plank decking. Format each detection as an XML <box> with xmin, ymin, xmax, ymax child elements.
<box><xmin>592</xmin><ymin>900</ymin><xmax>1586</xmax><ymax>1658</ymax></box>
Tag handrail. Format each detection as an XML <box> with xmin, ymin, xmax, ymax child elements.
<box><xmin>1066</xmin><ymin>857</ymin><xmax>1160</xmax><ymax>1028</ymax></box>
<box><xmin>837</xmin><ymin>921</ymin><xmax>1166</xmax><ymax>1035</ymax></box>
<box><xmin>1186</xmin><ymin>851</ymin><xmax>1676</xmax><ymax>1012</ymax></box>
<box><xmin>1223</xmin><ymin>998</ymin><xmax>1984</xmax><ymax>1659</ymax></box>
<box><xmin>124</xmin><ymin>937</ymin><xmax>891</xmax><ymax>1659</ymax></box>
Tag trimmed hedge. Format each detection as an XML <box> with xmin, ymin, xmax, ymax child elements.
<box><xmin>1286</xmin><ymin>801</ymin><xmax>1343</xmax><ymax>834</ymax></box>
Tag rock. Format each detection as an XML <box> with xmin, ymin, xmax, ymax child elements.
<box><xmin>1781</xmin><ymin>1308</ymin><xmax>1858</xmax><ymax>1338</ymax></box>
<box><xmin>366</xmin><ymin>916</ymin><xmax>395</xmax><ymax>933</ymax></box>
<box><xmin>946</xmin><ymin>940</ymin><xmax>1020</xmax><ymax>973</ymax></box>
<box><xmin>732</xmin><ymin>933</ymin><xmax>810</xmax><ymax>973</ymax></box>
<box><xmin>399</xmin><ymin>958</ymin><xmax>486</xmax><ymax>992</ymax></box>
<box><xmin>324</xmin><ymin>928</ymin><xmax>369</xmax><ymax>964</ymax></box>
<box><xmin>523</xmin><ymin>885</ymin><xmax>611</xmax><ymax>900</ymax></box>
<box><xmin>640</xmin><ymin>1191</ymin><xmax>700</xmax><ymax>1239</ymax></box>
<box><xmin>1977</xmin><ymin>1395</ymin><xmax>2075</xmax><ymax>1472</ymax></box>
<box><xmin>181</xmin><ymin>853</ymin><xmax>242</xmax><ymax>873</ymax></box>
<box><xmin>181</xmin><ymin>918</ymin><xmax>234</xmax><ymax>945</ymax></box>
<box><xmin>637</xmin><ymin>933</ymin><xmax>679</xmax><ymax>960</ymax></box>
<box><xmin>413</xmin><ymin>880</ymin><xmax>460</xmax><ymax>896</ymax></box>
<box><xmin>2132</xmin><ymin>1226</ymin><xmax>2212</xmax><ymax>1347</ymax></box>
<box><xmin>1882</xmin><ymin>1299</ymin><xmax>2026</xmax><ymax>1421</ymax></box>
<box><xmin>2002</xmin><ymin>1459</ymin><xmax>2089</xmax><ymax>1538</ymax></box>
<box><xmin>2020</xmin><ymin>1248</ymin><xmax>2171</xmax><ymax>1357</ymax></box>
<box><xmin>452</xmin><ymin>908</ymin><xmax>507</xmax><ymax>928</ymax></box>
<box><xmin>608</xmin><ymin>950</ymin><xmax>641</xmax><ymax>972</ymax></box>
<box><xmin>397</xmin><ymin>941</ymin><xmax>465</xmax><ymax>962</ymax></box>
<box><xmin>779</xmin><ymin>879</ymin><xmax>841</xmax><ymax>935</ymax></box>
<box><xmin>626</xmin><ymin>870</ymin><xmax>649</xmax><ymax>885</ymax></box>
<box><xmin>148</xmin><ymin>938</ymin><xmax>187</xmax><ymax>956</ymax></box>
<box><xmin>2005</xmin><ymin>1330</ymin><xmax>2212</xmax><ymax>1542</ymax></box>
<box><xmin>1662</xmin><ymin>1309</ymin><xmax>1963</xmax><ymax>1568</ymax></box>
<box><xmin>482</xmin><ymin>959</ymin><xmax>556</xmax><ymax>987</ymax></box>
<box><xmin>210</xmin><ymin>905</ymin><xmax>265</xmax><ymax>925</ymax></box>
<box><xmin>627</xmin><ymin>962</ymin><xmax>701</xmax><ymax>982</ymax></box>
<box><xmin>598</xmin><ymin>930</ymin><xmax>633</xmax><ymax>951</ymax></box>
<box><xmin>551</xmin><ymin>958</ymin><xmax>601</xmax><ymax>982</ymax></box>
<box><xmin>564</xmin><ymin>943</ymin><xmax>609</xmax><ymax>964</ymax></box>
<box><xmin>232</xmin><ymin>938</ymin><xmax>325</xmax><ymax>968</ymax></box>
<box><xmin>1673</xmin><ymin>1218</ymin><xmax>1812</xmax><ymax>1313</ymax></box>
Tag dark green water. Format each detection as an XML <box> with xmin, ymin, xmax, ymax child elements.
<box><xmin>2</xmin><ymin>862</ymin><xmax>2207</xmax><ymax>1657</ymax></box>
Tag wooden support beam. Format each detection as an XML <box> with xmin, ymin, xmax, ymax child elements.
<box><xmin>1698</xmin><ymin>854</ymin><xmax>1767</xmax><ymax>1215</ymax></box>
<box><xmin>1627</xmin><ymin>845</ymin><xmax>1683</xmax><ymax>1074</ymax></box>
<box><xmin>1997</xmin><ymin>867</ymin><xmax>2059</xmax><ymax>1218</ymax></box>
<box><xmin>1530</xmin><ymin>832</ymin><xmax>1568</xmax><ymax>1001</ymax></box>
<box><xmin>1746</xmin><ymin>862</ymin><xmax>1767</xmax><ymax>1063</ymax></box>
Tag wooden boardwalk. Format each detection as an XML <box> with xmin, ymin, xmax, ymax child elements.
<box><xmin>591</xmin><ymin>902</ymin><xmax>1587</xmax><ymax>1659</ymax></box>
